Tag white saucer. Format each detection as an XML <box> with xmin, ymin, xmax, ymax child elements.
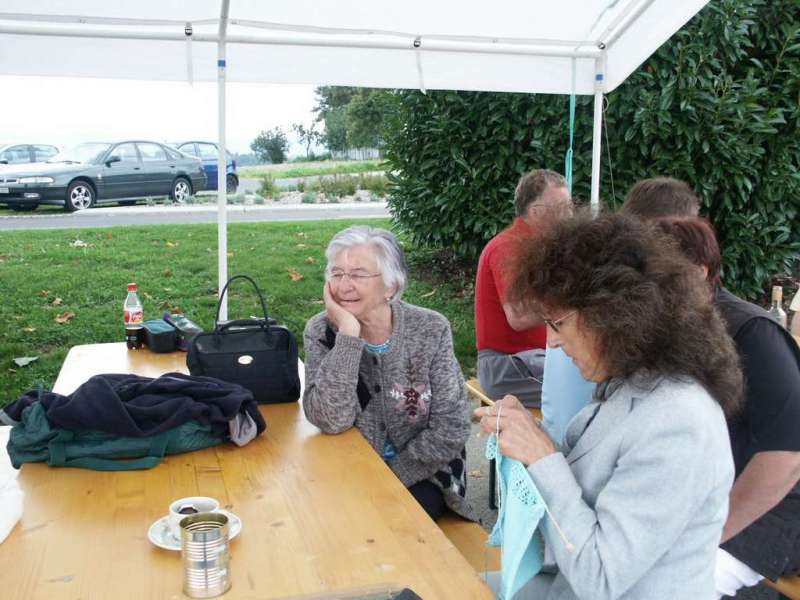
<box><xmin>147</xmin><ymin>510</ymin><xmax>242</xmax><ymax>551</ymax></box>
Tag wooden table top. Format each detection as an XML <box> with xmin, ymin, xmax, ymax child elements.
<box><xmin>0</xmin><ymin>343</ymin><xmax>492</xmax><ymax>600</ymax></box>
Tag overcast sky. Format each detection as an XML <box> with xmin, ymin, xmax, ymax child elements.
<box><xmin>1</xmin><ymin>76</ymin><xmax>319</xmax><ymax>155</ymax></box>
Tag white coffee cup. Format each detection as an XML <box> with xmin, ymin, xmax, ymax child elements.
<box><xmin>168</xmin><ymin>496</ymin><xmax>220</xmax><ymax>540</ymax></box>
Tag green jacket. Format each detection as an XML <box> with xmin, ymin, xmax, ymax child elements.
<box><xmin>8</xmin><ymin>402</ymin><xmax>221</xmax><ymax>471</ymax></box>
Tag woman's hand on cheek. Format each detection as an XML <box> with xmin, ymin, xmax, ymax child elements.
<box><xmin>323</xmin><ymin>282</ymin><xmax>361</xmax><ymax>338</ymax></box>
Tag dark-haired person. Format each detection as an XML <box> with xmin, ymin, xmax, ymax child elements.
<box><xmin>541</xmin><ymin>176</ymin><xmax>701</xmax><ymax>445</ymax></box>
<box><xmin>621</xmin><ymin>176</ymin><xmax>700</xmax><ymax>219</ymax></box>
<box><xmin>474</xmin><ymin>169</ymin><xmax>572</xmax><ymax>407</ymax></box>
<box><xmin>475</xmin><ymin>213</ymin><xmax>741</xmax><ymax>600</ymax></box>
<box><xmin>657</xmin><ymin>216</ymin><xmax>800</xmax><ymax>598</ymax></box>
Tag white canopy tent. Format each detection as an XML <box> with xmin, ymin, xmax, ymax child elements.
<box><xmin>0</xmin><ymin>1</ymin><xmax>709</xmax><ymax>318</ymax></box>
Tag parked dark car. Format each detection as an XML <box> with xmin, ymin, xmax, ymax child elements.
<box><xmin>0</xmin><ymin>141</ymin><xmax>206</xmax><ymax>211</ymax></box>
<box><xmin>0</xmin><ymin>143</ymin><xmax>59</xmax><ymax>165</ymax></box>
<box><xmin>175</xmin><ymin>141</ymin><xmax>238</xmax><ymax>193</ymax></box>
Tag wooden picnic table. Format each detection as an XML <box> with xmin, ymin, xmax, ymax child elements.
<box><xmin>0</xmin><ymin>342</ymin><xmax>492</xmax><ymax>599</ymax></box>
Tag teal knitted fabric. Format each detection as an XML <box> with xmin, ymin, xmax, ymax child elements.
<box><xmin>486</xmin><ymin>434</ymin><xmax>546</xmax><ymax>600</ymax></box>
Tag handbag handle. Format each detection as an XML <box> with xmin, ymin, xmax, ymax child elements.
<box><xmin>213</xmin><ymin>275</ymin><xmax>270</xmax><ymax>330</ymax></box>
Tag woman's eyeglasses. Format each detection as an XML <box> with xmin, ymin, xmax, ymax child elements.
<box><xmin>327</xmin><ymin>270</ymin><xmax>382</xmax><ymax>285</ymax></box>
<box><xmin>543</xmin><ymin>310</ymin><xmax>577</xmax><ymax>333</ymax></box>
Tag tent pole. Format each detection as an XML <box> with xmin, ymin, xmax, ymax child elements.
<box><xmin>590</xmin><ymin>56</ymin><xmax>605</xmax><ymax>217</ymax></box>
<box><xmin>217</xmin><ymin>0</ymin><xmax>231</xmax><ymax>321</ymax></box>
<box><xmin>0</xmin><ymin>24</ymin><xmax>601</xmax><ymax>60</ymax></box>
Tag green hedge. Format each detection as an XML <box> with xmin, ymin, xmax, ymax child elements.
<box><xmin>385</xmin><ymin>0</ymin><xmax>799</xmax><ymax>300</ymax></box>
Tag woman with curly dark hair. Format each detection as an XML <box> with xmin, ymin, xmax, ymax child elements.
<box><xmin>476</xmin><ymin>213</ymin><xmax>742</xmax><ymax>600</ymax></box>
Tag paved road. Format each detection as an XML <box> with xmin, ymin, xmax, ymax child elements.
<box><xmin>0</xmin><ymin>202</ymin><xmax>389</xmax><ymax>230</ymax></box>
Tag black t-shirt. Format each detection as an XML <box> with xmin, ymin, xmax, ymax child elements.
<box><xmin>717</xmin><ymin>288</ymin><xmax>800</xmax><ymax>578</ymax></box>
<box><xmin>727</xmin><ymin>316</ymin><xmax>800</xmax><ymax>475</ymax></box>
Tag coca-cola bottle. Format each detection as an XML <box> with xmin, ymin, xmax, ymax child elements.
<box><xmin>124</xmin><ymin>282</ymin><xmax>144</xmax><ymax>349</ymax></box>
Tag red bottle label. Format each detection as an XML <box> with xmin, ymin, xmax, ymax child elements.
<box><xmin>124</xmin><ymin>307</ymin><xmax>143</xmax><ymax>325</ymax></box>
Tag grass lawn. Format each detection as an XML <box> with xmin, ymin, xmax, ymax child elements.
<box><xmin>0</xmin><ymin>219</ymin><xmax>477</xmax><ymax>408</ymax></box>
<box><xmin>240</xmin><ymin>159</ymin><xmax>385</xmax><ymax>180</ymax></box>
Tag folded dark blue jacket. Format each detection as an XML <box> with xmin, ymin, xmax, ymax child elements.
<box><xmin>2</xmin><ymin>372</ymin><xmax>265</xmax><ymax>440</ymax></box>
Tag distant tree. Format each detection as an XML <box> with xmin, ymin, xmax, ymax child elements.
<box><xmin>314</xmin><ymin>86</ymin><xmax>356</xmax><ymax>153</ymax></box>
<box><xmin>346</xmin><ymin>90</ymin><xmax>396</xmax><ymax>149</ymax></box>
<box><xmin>250</xmin><ymin>128</ymin><xmax>289</xmax><ymax>164</ymax></box>
<box><xmin>313</xmin><ymin>86</ymin><xmax>395</xmax><ymax>153</ymax></box>
<box><xmin>292</xmin><ymin>122</ymin><xmax>323</xmax><ymax>159</ymax></box>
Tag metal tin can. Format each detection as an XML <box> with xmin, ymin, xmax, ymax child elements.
<box><xmin>180</xmin><ymin>512</ymin><xmax>231</xmax><ymax>598</ymax></box>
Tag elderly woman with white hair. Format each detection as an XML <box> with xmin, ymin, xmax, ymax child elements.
<box><xmin>303</xmin><ymin>225</ymin><xmax>474</xmax><ymax>520</ymax></box>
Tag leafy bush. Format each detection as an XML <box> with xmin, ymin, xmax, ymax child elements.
<box><xmin>258</xmin><ymin>175</ymin><xmax>279</xmax><ymax>198</ymax></box>
<box><xmin>358</xmin><ymin>173</ymin><xmax>389</xmax><ymax>196</ymax></box>
<box><xmin>384</xmin><ymin>0</ymin><xmax>799</xmax><ymax>299</ymax></box>
<box><xmin>301</xmin><ymin>192</ymin><xmax>318</xmax><ymax>204</ymax></box>
<box><xmin>307</xmin><ymin>175</ymin><xmax>358</xmax><ymax>197</ymax></box>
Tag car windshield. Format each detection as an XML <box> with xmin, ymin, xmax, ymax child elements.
<box><xmin>49</xmin><ymin>143</ymin><xmax>111</xmax><ymax>164</ymax></box>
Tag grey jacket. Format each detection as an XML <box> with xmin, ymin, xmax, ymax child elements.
<box><xmin>526</xmin><ymin>375</ymin><xmax>734</xmax><ymax>600</ymax></box>
<box><xmin>303</xmin><ymin>301</ymin><xmax>473</xmax><ymax>517</ymax></box>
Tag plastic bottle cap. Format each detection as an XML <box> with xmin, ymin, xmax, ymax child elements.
<box><xmin>127</xmin><ymin>283</ymin><xmax>138</xmax><ymax>292</ymax></box>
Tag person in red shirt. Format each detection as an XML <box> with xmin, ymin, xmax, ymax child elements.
<box><xmin>474</xmin><ymin>169</ymin><xmax>572</xmax><ymax>407</ymax></box>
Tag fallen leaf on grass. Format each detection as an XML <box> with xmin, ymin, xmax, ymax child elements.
<box><xmin>39</xmin><ymin>290</ymin><xmax>51</xmax><ymax>297</ymax></box>
<box><xmin>295</xmin><ymin>232</ymin><xmax>307</xmax><ymax>238</ymax></box>
<box><xmin>227</xmin><ymin>252</ymin><xmax>235</xmax><ymax>258</ymax></box>
<box><xmin>311</xmin><ymin>299</ymin><xmax>325</xmax><ymax>305</ymax></box>
<box><xmin>305</xmin><ymin>257</ymin><xmax>317</xmax><ymax>264</ymax></box>
<box><xmin>420</xmin><ymin>289</ymin><xmax>437</xmax><ymax>298</ymax></box>
<box><xmin>55</xmin><ymin>311</ymin><xmax>76</xmax><ymax>324</ymax></box>
<box><xmin>23</xmin><ymin>326</ymin><xmax>36</xmax><ymax>333</ymax></box>
<box><xmin>70</xmin><ymin>239</ymin><xmax>88</xmax><ymax>248</ymax></box>
<box><xmin>287</xmin><ymin>268</ymin><xmax>304</xmax><ymax>282</ymax></box>
<box><xmin>163</xmin><ymin>268</ymin><xmax>173</xmax><ymax>277</ymax></box>
<box><xmin>166</xmin><ymin>241</ymin><xmax>179</xmax><ymax>248</ymax></box>
<box><xmin>296</xmin><ymin>243</ymin><xmax>308</xmax><ymax>249</ymax></box>
<box><xmin>51</xmin><ymin>297</ymin><xmax>63</xmax><ymax>306</ymax></box>
<box><xmin>143</xmin><ymin>292</ymin><xmax>154</xmax><ymax>300</ymax></box>
<box><xmin>0</xmin><ymin>254</ymin><xmax>7</xmax><ymax>262</ymax></box>
<box><xmin>105</xmin><ymin>232</ymin><xmax>113</xmax><ymax>240</ymax></box>
<box><xmin>13</xmin><ymin>356</ymin><xmax>38</xmax><ymax>367</ymax></box>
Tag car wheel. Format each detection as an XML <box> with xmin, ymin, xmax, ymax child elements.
<box><xmin>171</xmin><ymin>177</ymin><xmax>192</xmax><ymax>204</ymax></box>
<box><xmin>65</xmin><ymin>181</ymin><xmax>95</xmax><ymax>212</ymax></box>
<box><xmin>10</xmin><ymin>204</ymin><xmax>38</xmax><ymax>212</ymax></box>
<box><xmin>118</xmin><ymin>200</ymin><xmax>137</xmax><ymax>206</ymax></box>
<box><xmin>226</xmin><ymin>174</ymin><xmax>238</xmax><ymax>194</ymax></box>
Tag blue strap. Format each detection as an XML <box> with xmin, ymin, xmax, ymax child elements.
<box><xmin>564</xmin><ymin>59</ymin><xmax>577</xmax><ymax>194</ymax></box>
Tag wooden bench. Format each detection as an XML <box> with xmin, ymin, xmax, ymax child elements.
<box><xmin>767</xmin><ymin>574</ymin><xmax>800</xmax><ymax>600</ymax></box>
<box><xmin>438</xmin><ymin>512</ymin><xmax>500</xmax><ymax>572</ymax></box>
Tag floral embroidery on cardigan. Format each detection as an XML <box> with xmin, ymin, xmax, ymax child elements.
<box><xmin>390</xmin><ymin>383</ymin><xmax>431</xmax><ymax>422</ymax></box>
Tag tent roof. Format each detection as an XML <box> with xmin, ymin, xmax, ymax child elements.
<box><xmin>1</xmin><ymin>0</ymin><xmax>708</xmax><ymax>95</ymax></box>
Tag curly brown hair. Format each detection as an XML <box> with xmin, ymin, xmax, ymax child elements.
<box><xmin>506</xmin><ymin>212</ymin><xmax>742</xmax><ymax>416</ymax></box>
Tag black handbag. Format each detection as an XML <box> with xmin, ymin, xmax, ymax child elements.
<box><xmin>186</xmin><ymin>275</ymin><xmax>301</xmax><ymax>404</ymax></box>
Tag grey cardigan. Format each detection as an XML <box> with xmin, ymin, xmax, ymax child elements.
<box><xmin>302</xmin><ymin>301</ymin><xmax>473</xmax><ymax>517</ymax></box>
<box><xmin>525</xmin><ymin>375</ymin><xmax>734</xmax><ymax>600</ymax></box>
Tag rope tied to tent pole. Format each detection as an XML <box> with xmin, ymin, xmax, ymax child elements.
<box><xmin>413</xmin><ymin>36</ymin><xmax>427</xmax><ymax>94</ymax></box>
<box><xmin>564</xmin><ymin>58</ymin><xmax>576</xmax><ymax>194</ymax></box>
<box><xmin>184</xmin><ymin>22</ymin><xmax>194</xmax><ymax>85</ymax></box>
